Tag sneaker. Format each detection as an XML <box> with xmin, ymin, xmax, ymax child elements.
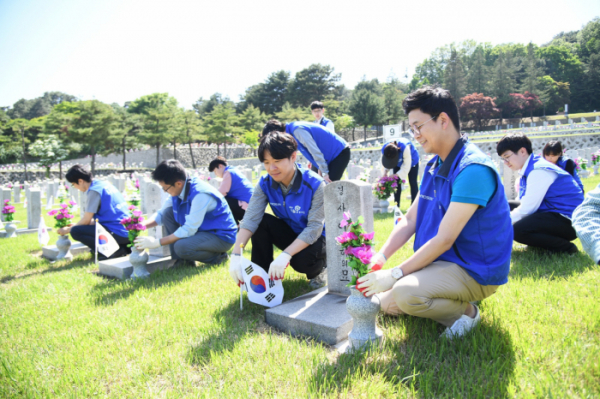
<box><xmin>566</xmin><ymin>243</ymin><xmax>579</xmax><ymax>255</ymax></box>
<box><xmin>308</xmin><ymin>268</ymin><xmax>328</xmax><ymax>289</ymax></box>
<box><xmin>206</xmin><ymin>252</ymin><xmax>229</xmax><ymax>266</ymax></box>
<box><xmin>440</xmin><ymin>304</ymin><xmax>481</xmax><ymax>339</ymax></box>
<box><xmin>173</xmin><ymin>259</ymin><xmax>196</xmax><ymax>268</ymax></box>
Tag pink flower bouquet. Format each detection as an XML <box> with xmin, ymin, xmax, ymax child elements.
<box><xmin>120</xmin><ymin>207</ymin><xmax>146</xmax><ymax>247</ymax></box>
<box><xmin>48</xmin><ymin>203</ymin><xmax>75</xmax><ymax>229</ymax></box>
<box><xmin>373</xmin><ymin>175</ymin><xmax>399</xmax><ymax>200</ymax></box>
<box><xmin>2</xmin><ymin>199</ymin><xmax>16</xmax><ymax>222</ymax></box>
<box><xmin>335</xmin><ymin>211</ymin><xmax>376</xmax><ymax>286</ymax></box>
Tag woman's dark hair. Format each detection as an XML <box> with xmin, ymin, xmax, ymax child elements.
<box><xmin>383</xmin><ymin>142</ymin><xmax>399</xmax><ymax>158</ymax></box>
<box><xmin>403</xmin><ymin>86</ymin><xmax>461</xmax><ymax>132</ymax></box>
<box><xmin>258</xmin><ymin>132</ymin><xmax>297</xmax><ymax>162</ymax></box>
<box><xmin>261</xmin><ymin>119</ymin><xmax>286</xmax><ymax>137</ymax></box>
<box><xmin>543</xmin><ymin>140</ymin><xmax>563</xmax><ymax>156</ymax></box>
<box><xmin>65</xmin><ymin>164</ymin><xmax>92</xmax><ymax>183</ymax></box>
<box><xmin>208</xmin><ymin>156</ymin><xmax>228</xmax><ymax>172</ymax></box>
<box><xmin>496</xmin><ymin>133</ymin><xmax>533</xmax><ymax>156</ymax></box>
<box><xmin>152</xmin><ymin>159</ymin><xmax>187</xmax><ymax>185</ymax></box>
<box><xmin>310</xmin><ymin>101</ymin><xmax>324</xmax><ymax>110</ymax></box>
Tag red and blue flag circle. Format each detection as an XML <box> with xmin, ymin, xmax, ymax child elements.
<box><xmin>250</xmin><ymin>276</ymin><xmax>266</xmax><ymax>294</ymax></box>
<box><xmin>98</xmin><ymin>234</ymin><xmax>109</xmax><ymax>245</ymax></box>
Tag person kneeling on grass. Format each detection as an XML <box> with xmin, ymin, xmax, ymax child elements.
<box><xmin>356</xmin><ymin>86</ymin><xmax>513</xmax><ymax>339</ymax></box>
<box><xmin>208</xmin><ymin>156</ymin><xmax>254</xmax><ymax>223</ymax></box>
<box><xmin>228</xmin><ymin>132</ymin><xmax>328</xmax><ymax>289</ymax></box>
<box><xmin>61</xmin><ymin>164</ymin><xmax>131</xmax><ymax>260</ymax></box>
<box><xmin>134</xmin><ymin>159</ymin><xmax>237</xmax><ymax>267</ymax></box>
<box><xmin>542</xmin><ymin>140</ymin><xmax>585</xmax><ymax>193</ymax></box>
<box><xmin>497</xmin><ymin>133</ymin><xmax>584</xmax><ymax>254</ymax></box>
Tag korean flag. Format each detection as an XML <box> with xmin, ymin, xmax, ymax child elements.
<box><xmin>240</xmin><ymin>257</ymin><xmax>284</xmax><ymax>308</ymax></box>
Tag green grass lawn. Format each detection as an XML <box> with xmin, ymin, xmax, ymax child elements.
<box><xmin>1</xmin><ymin>177</ymin><xmax>599</xmax><ymax>398</ymax></box>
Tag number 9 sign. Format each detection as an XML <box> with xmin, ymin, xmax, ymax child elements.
<box><xmin>383</xmin><ymin>124</ymin><xmax>401</xmax><ymax>142</ymax></box>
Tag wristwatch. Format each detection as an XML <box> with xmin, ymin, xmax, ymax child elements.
<box><xmin>391</xmin><ymin>267</ymin><xmax>404</xmax><ymax>280</ymax></box>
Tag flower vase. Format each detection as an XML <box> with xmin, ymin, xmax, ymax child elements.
<box><xmin>129</xmin><ymin>247</ymin><xmax>150</xmax><ymax>279</ymax></box>
<box><xmin>580</xmin><ymin>169</ymin><xmax>590</xmax><ymax>179</ymax></box>
<box><xmin>594</xmin><ymin>164</ymin><xmax>599</xmax><ymax>175</ymax></box>
<box><xmin>4</xmin><ymin>221</ymin><xmax>19</xmax><ymax>238</ymax></box>
<box><xmin>346</xmin><ymin>286</ymin><xmax>383</xmax><ymax>351</ymax></box>
<box><xmin>379</xmin><ymin>199</ymin><xmax>390</xmax><ymax>212</ymax></box>
<box><xmin>55</xmin><ymin>235</ymin><xmax>73</xmax><ymax>260</ymax></box>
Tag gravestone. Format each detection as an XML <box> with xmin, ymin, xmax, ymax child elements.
<box><xmin>13</xmin><ymin>185</ymin><xmax>21</xmax><ymax>204</ymax></box>
<box><xmin>145</xmin><ymin>182</ymin><xmax>171</xmax><ymax>257</ymax></box>
<box><xmin>266</xmin><ymin>180</ymin><xmax>374</xmax><ymax>345</ymax></box>
<box><xmin>27</xmin><ymin>189</ymin><xmax>41</xmax><ymax>229</ymax></box>
<box><xmin>1</xmin><ymin>188</ymin><xmax>11</xmax><ymax>205</ymax></box>
<box><xmin>79</xmin><ymin>190</ymin><xmax>87</xmax><ymax>217</ymax></box>
<box><xmin>503</xmin><ymin>165</ymin><xmax>519</xmax><ymax>200</ymax></box>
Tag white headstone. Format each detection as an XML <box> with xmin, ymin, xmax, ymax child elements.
<box><xmin>27</xmin><ymin>189</ymin><xmax>41</xmax><ymax>229</ymax></box>
<box><xmin>145</xmin><ymin>182</ymin><xmax>170</xmax><ymax>257</ymax></box>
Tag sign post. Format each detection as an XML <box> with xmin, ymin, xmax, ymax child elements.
<box><xmin>383</xmin><ymin>124</ymin><xmax>402</xmax><ymax>143</ymax></box>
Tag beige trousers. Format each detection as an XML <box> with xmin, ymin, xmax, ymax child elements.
<box><xmin>376</xmin><ymin>260</ymin><xmax>500</xmax><ymax>327</ymax></box>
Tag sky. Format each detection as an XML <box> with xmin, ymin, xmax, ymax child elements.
<box><xmin>1</xmin><ymin>0</ymin><xmax>599</xmax><ymax>110</ymax></box>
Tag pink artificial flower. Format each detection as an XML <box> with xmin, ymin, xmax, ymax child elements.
<box><xmin>48</xmin><ymin>210</ymin><xmax>58</xmax><ymax>216</ymax></box>
<box><xmin>361</xmin><ymin>231</ymin><xmax>375</xmax><ymax>241</ymax></box>
<box><xmin>351</xmin><ymin>245</ymin><xmax>374</xmax><ymax>265</ymax></box>
<box><xmin>56</xmin><ymin>214</ymin><xmax>64</xmax><ymax>220</ymax></box>
<box><xmin>132</xmin><ymin>210</ymin><xmax>142</xmax><ymax>217</ymax></box>
<box><xmin>340</xmin><ymin>211</ymin><xmax>352</xmax><ymax>228</ymax></box>
<box><xmin>3</xmin><ymin>199</ymin><xmax>8</xmax><ymax>204</ymax></box>
<box><xmin>335</xmin><ymin>231</ymin><xmax>358</xmax><ymax>244</ymax></box>
<box><xmin>69</xmin><ymin>201</ymin><xmax>77</xmax><ymax>206</ymax></box>
<box><xmin>128</xmin><ymin>205</ymin><xmax>136</xmax><ymax>210</ymax></box>
<box><xmin>66</xmin><ymin>215</ymin><xmax>73</xmax><ymax>219</ymax></box>
<box><xmin>60</xmin><ymin>203</ymin><xmax>68</xmax><ymax>209</ymax></box>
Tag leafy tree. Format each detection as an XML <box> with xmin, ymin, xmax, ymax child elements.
<box><xmin>7</xmin><ymin>92</ymin><xmax>77</xmax><ymax>120</ymax></box>
<box><xmin>44</xmin><ymin>101</ymin><xmax>79</xmax><ymax>176</ymax></box>
<box><xmin>286</xmin><ymin>64</ymin><xmax>341</xmax><ymax>107</ymax></box>
<box><xmin>5</xmin><ymin>118</ymin><xmax>44</xmax><ymax>180</ymax></box>
<box><xmin>538</xmin><ymin>76</ymin><xmax>571</xmax><ymax>115</ymax></box>
<box><xmin>335</xmin><ymin>114</ymin><xmax>357</xmax><ymax>141</ymax></box>
<box><xmin>577</xmin><ymin>17</ymin><xmax>600</xmax><ymax>61</ymax></box>
<box><xmin>242</xmin><ymin>70</ymin><xmax>290</xmax><ymax>116</ymax></box>
<box><xmin>409</xmin><ymin>46</ymin><xmax>451</xmax><ymax>90</ymax></box>
<box><xmin>179</xmin><ymin>110</ymin><xmax>204</xmax><ymax>169</ymax></box>
<box><xmin>522</xmin><ymin>92</ymin><xmax>543</xmax><ymax>122</ymax></box>
<box><xmin>128</xmin><ymin>93</ymin><xmax>180</xmax><ymax>166</ymax></box>
<box><xmin>584</xmin><ymin>53</ymin><xmax>600</xmax><ymax>111</ymax></box>
<box><xmin>491</xmin><ymin>50</ymin><xmax>518</xmax><ymax>123</ymax></box>
<box><xmin>382</xmin><ymin>77</ymin><xmax>406</xmax><ymax>124</ymax></box>
<box><xmin>275</xmin><ymin>102</ymin><xmax>312</xmax><ymax>123</ymax></box>
<box><xmin>238</xmin><ymin>105</ymin><xmax>265</xmax><ymax>132</ymax></box>
<box><xmin>521</xmin><ymin>43</ymin><xmax>545</xmax><ymax>94</ymax></box>
<box><xmin>28</xmin><ymin>136</ymin><xmax>69</xmax><ymax>177</ymax></box>
<box><xmin>444</xmin><ymin>47</ymin><xmax>467</xmax><ymax>101</ymax></box>
<box><xmin>466</xmin><ymin>46</ymin><xmax>490</xmax><ymax>94</ymax></box>
<box><xmin>348</xmin><ymin>89</ymin><xmax>387</xmax><ymax>142</ymax></box>
<box><xmin>537</xmin><ymin>45</ymin><xmax>583</xmax><ymax>84</ymax></box>
<box><xmin>459</xmin><ymin>93</ymin><xmax>499</xmax><ymax>131</ymax></box>
<box><xmin>203</xmin><ymin>103</ymin><xmax>242</xmax><ymax>157</ymax></box>
<box><xmin>108</xmin><ymin>103</ymin><xmax>142</xmax><ymax>170</ymax></box>
<box><xmin>193</xmin><ymin>93</ymin><xmax>233</xmax><ymax>117</ymax></box>
<box><xmin>503</xmin><ymin>93</ymin><xmax>527</xmax><ymax>120</ymax></box>
<box><xmin>242</xmin><ymin>130</ymin><xmax>259</xmax><ymax>156</ymax></box>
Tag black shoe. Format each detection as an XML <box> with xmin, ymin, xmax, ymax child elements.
<box><xmin>567</xmin><ymin>243</ymin><xmax>579</xmax><ymax>255</ymax></box>
<box><xmin>173</xmin><ymin>259</ymin><xmax>196</xmax><ymax>268</ymax></box>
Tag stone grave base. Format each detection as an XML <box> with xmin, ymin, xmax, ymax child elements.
<box><xmin>42</xmin><ymin>242</ymin><xmax>90</xmax><ymax>260</ymax></box>
<box><xmin>98</xmin><ymin>255</ymin><xmax>175</xmax><ymax>280</ymax></box>
<box><xmin>265</xmin><ymin>287</ymin><xmax>353</xmax><ymax>345</ymax></box>
<box><xmin>0</xmin><ymin>227</ymin><xmax>52</xmax><ymax>238</ymax></box>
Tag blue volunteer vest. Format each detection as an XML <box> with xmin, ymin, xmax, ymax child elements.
<box><xmin>171</xmin><ymin>177</ymin><xmax>237</xmax><ymax>244</ymax></box>
<box><xmin>381</xmin><ymin>138</ymin><xmax>420</xmax><ymax>168</ymax></box>
<box><xmin>87</xmin><ymin>180</ymin><xmax>129</xmax><ymax>237</ymax></box>
<box><xmin>519</xmin><ymin>155</ymin><xmax>584</xmax><ymax>218</ymax></box>
<box><xmin>557</xmin><ymin>156</ymin><xmax>584</xmax><ymax>192</ymax></box>
<box><xmin>224</xmin><ymin>166</ymin><xmax>254</xmax><ymax>203</ymax></box>
<box><xmin>318</xmin><ymin>116</ymin><xmax>332</xmax><ymax>128</ymax></box>
<box><xmin>285</xmin><ymin>122</ymin><xmax>347</xmax><ymax>169</ymax></box>
<box><xmin>415</xmin><ymin>138</ymin><xmax>513</xmax><ymax>286</ymax></box>
<box><xmin>258</xmin><ymin>166</ymin><xmax>325</xmax><ymax>237</ymax></box>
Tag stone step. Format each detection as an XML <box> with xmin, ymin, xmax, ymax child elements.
<box><xmin>42</xmin><ymin>242</ymin><xmax>89</xmax><ymax>260</ymax></box>
<box><xmin>0</xmin><ymin>227</ymin><xmax>52</xmax><ymax>238</ymax></box>
<box><xmin>98</xmin><ymin>255</ymin><xmax>175</xmax><ymax>280</ymax></box>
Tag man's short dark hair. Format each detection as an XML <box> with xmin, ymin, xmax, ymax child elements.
<box><xmin>543</xmin><ymin>140</ymin><xmax>563</xmax><ymax>156</ymax></box>
<box><xmin>403</xmin><ymin>86</ymin><xmax>461</xmax><ymax>133</ymax></box>
<box><xmin>152</xmin><ymin>159</ymin><xmax>187</xmax><ymax>185</ymax></box>
<box><xmin>310</xmin><ymin>101</ymin><xmax>324</xmax><ymax>110</ymax></box>
<box><xmin>208</xmin><ymin>156</ymin><xmax>228</xmax><ymax>172</ymax></box>
<box><xmin>496</xmin><ymin>133</ymin><xmax>533</xmax><ymax>156</ymax></box>
<box><xmin>258</xmin><ymin>132</ymin><xmax>297</xmax><ymax>162</ymax></box>
<box><xmin>383</xmin><ymin>142</ymin><xmax>399</xmax><ymax>159</ymax></box>
<box><xmin>261</xmin><ymin>119</ymin><xmax>286</xmax><ymax>137</ymax></box>
<box><xmin>65</xmin><ymin>164</ymin><xmax>92</xmax><ymax>183</ymax></box>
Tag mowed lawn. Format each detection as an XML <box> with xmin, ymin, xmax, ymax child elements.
<box><xmin>1</xmin><ymin>175</ymin><xmax>599</xmax><ymax>398</ymax></box>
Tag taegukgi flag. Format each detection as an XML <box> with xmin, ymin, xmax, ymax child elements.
<box><xmin>95</xmin><ymin>222</ymin><xmax>120</xmax><ymax>257</ymax></box>
<box><xmin>38</xmin><ymin>216</ymin><xmax>50</xmax><ymax>246</ymax></box>
<box><xmin>240</xmin><ymin>257</ymin><xmax>284</xmax><ymax>308</ymax></box>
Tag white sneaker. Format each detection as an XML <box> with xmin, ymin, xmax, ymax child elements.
<box><xmin>309</xmin><ymin>269</ymin><xmax>328</xmax><ymax>289</ymax></box>
<box><xmin>440</xmin><ymin>304</ymin><xmax>481</xmax><ymax>339</ymax></box>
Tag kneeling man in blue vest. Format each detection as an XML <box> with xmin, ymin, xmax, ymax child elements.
<box><xmin>356</xmin><ymin>87</ymin><xmax>513</xmax><ymax>339</ymax></box>
<box><xmin>134</xmin><ymin>160</ymin><xmax>237</xmax><ymax>267</ymax></box>
<box><xmin>229</xmin><ymin>131</ymin><xmax>328</xmax><ymax>289</ymax></box>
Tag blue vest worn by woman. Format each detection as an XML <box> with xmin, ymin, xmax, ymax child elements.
<box><xmin>87</xmin><ymin>180</ymin><xmax>129</xmax><ymax>238</ymax></box>
<box><xmin>224</xmin><ymin>166</ymin><xmax>254</xmax><ymax>203</ymax></box>
<box><xmin>519</xmin><ymin>155</ymin><xmax>584</xmax><ymax>218</ymax></box>
<box><xmin>258</xmin><ymin>166</ymin><xmax>325</xmax><ymax>237</ymax></box>
<box><xmin>557</xmin><ymin>156</ymin><xmax>584</xmax><ymax>192</ymax></box>
<box><xmin>171</xmin><ymin>178</ymin><xmax>237</xmax><ymax>244</ymax></box>
<box><xmin>285</xmin><ymin>122</ymin><xmax>347</xmax><ymax>168</ymax></box>
<box><xmin>415</xmin><ymin>138</ymin><xmax>513</xmax><ymax>286</ymax></box>
<box><xmin>381</xmin><ymin>138</ymin><xmax>420</xmax><ymax>168</ymax></box>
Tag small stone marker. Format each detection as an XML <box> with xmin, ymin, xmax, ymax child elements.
<box><xmin>145</xmin><ymin>182</ymin><xmax>170</xmax><ymax>257</ymax></box>
<box><xmin>27</xmin><ymin>189</ymin><xmax>41</xmax><ymax>229</ymax></box>
<box><xmin>13</xmin><ymin>185</ymin><xmax>21</xmax><ymax>204</ymax></box>
<box><xmin>503</xmin><ymin>165</ymin><xmax>519</xmax><ymax>200</ymax></box>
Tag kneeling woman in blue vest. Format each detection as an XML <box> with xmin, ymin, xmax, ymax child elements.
<box><xmin>208</xmin><ymin>156</ymin><xmax>254</xmax><ymax>223</ymax></box>
<box><xmin>356</xmin><ymin>87</ymin><xmax>513</xmax><ymax>339</ymax></box>
<box><xmin>62</xmin><ymin>164</ymin><xmax>131</xmax><ymax>259</ymax></box>
<box><xmin>228</xmin><ymin>132</ymin><xmax>328</xmax><ymax>289</ymax></box>
<box><xmin>262</xmin><ymin>119</ymin><xmax>350</xmax><ymax>183</ymax></box>
<box><xmin>134</xmin><ymin>160</ymin><xmax>237</xmax><ymax>266</ymax></box>
<box><xmin>497</xmin><ymin>134</ymin><xmax>584</xmax><ymax>254</ymax></box>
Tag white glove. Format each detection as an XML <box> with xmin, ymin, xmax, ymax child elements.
<box><xmin>134</xmin><ymin>236</ymin><xmax>160</xmax><ymax>250</ymax></box>
<box><xmin>269</xmin><ymin>252</ymin><xmax>292</xmax><ymax>280</ymax></box>
<box><xmin>323</xmin><ymin>174</ymin><xmax>332</xmax><ymax>183</ymax></box>
<box><xmin>229</xmin><ymin>254</ymin><xmax>244</xmax><ymax>286</ymax></box>
<box><xmin>356</xmin><ymin>268</ymin><xmax>397</xmax><ymax>297</ymax></box>
<box><xmin>368</xmin><ymin>252</ymin><xmax>387</xmax><ymax>271</ymax></box>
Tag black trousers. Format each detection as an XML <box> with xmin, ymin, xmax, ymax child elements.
<box><xmin>508</xmin><ymin>200</ymin><xmax>521</xmax><ymax>211</ymax></box>
<box><xmin>310</xmin><ymin>146</ymin><xmax>351</xmax><ymax>181</ymax></box>
<box><xmin>70</xmin><ymin>224</ymin><xmax>131</xmax><ymax>259</ymax></box>
<box><xmin>513</xmin><ymin>212</ymin><xmax>578</xmax><ymax>253</ymax></box>
<box><xmin>225</xmin><ymin>196</ymin><xmax>246</xmax><ymax>223</ymax></box>
<box><xmin>392</xmin><ymin>164</ymin><xmax>419</xmax><ymax>207</ymax></box>
<box><xmin>251</xmin><ymin>213</ymin><xmax>326</xmax><ymax>279</ymax></box>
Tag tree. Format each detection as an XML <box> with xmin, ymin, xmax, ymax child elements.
<box><xmin>44</xmin><ymin>101</ymin><xmax>79</xmax><ymax>177</ymax></box>
<box><xmin>28</xmin><ymin>136</ymin><xmax>69</xmax><ymax>177</ymax></box>
<box><xmin>491</xmin><ymin>51</ymin><xmax>518</xmax><ymax>124</ymax></box>
<box><xmin>286</xmin><ymin>64</ymin><xmax>341</xmax><ymax>107</ymax></box>
<box><xmin>238</xmin><ymin>105</ymin><xmax>265</xmax><ymax>132</ymax></box>
<box><xmin>503</xmin><ymin>93</ymin><xmax>527</xmax><ymax>121</ymax></box>
<box><xmin>584</xmin><ymin>53</ymin><xmax>600</xmax><ymax>111</ymax></box>
<box><xmin>242</xmin><ymin>130</ymin><xmax>259</xmax><ymax>156</ymax></box>
<box><xmin>5</xmin><ymin>119</ymin><xmax>33</xmax><ymax>180</ymax></box>
<box><xmin>275</xmin><ymin>103</ymin><xmax>312</xmax><ymax>123</ymax></box>
<box><xmin>521</xmin><ymin>43</ymin><xmax>545</xmax><ymax>94</ymax></box>
<box><xmin>179</xmin><ymin>110</ymin><xmax>203</xmax><ymax>169</ymax></box>
<box><xmin>242</xmin><ymin>70</ymin><xmax>290</xmax><ymax>116</ymax></box>
<box><xmin>335</xmin><ymin>114</ymin><xmax>357</xmax><ymax>141</ymax></box>
<box><xmin>467</xmin><ymin>46</ymin><xmax>490</xmax><ymax>94</ymax></box>
<box><xmin>522</xmin><ymin>91</ymin><xmax>543</xmax><ymax>122</ymax></box>
<box><xmin>203</xmin><ymin>103</ymin><xmax>241</xmax><ymax>157</ymax></box>
<box><xmin>348</xmin><ymin>89</ymin><xmax>387</xmax><ymax>142</ymax></box>
<box><xmin>6</xmin><ymin>92</ymin><xmax>77</xmax><ymax>120</ymax></box>
<box><xmin>459</xmin><ymin>93</ymin><xmax>499</xmax><ymax>132</ymax></box>
<box><xmin>108</xmin><ymin>103</ymin><xmax>141</xmax><ymax>170</ymax></box>
<box><xmin>128</xmin><ymin>93</ymin><xmax>180</xmax><ymax>166</ymax></box>
<box><xmin>538</xmin><ymin>76</ymin><xmax>571</xmax><ymax>115</ymax></box>
<box><xmin>382</xmin><ymin>77</ymin><xmax>406</xmax><ymax>124</ymax></box>
<box><xmin>193</xmin><ymin>93</ymin><xmax>233</xmax><ymax>117</ymax></box>
<box><xmin>444</xmin><ymin>47</ymin><xmax>467</xmax><ymax>101</ymax></box>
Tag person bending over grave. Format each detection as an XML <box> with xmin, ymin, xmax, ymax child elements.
<box><xmin>63</xmin><ymin>164</ymin><xmax>130</xmax><ymax>259</ymax></box>
<box><xmin>542</xmin><ymin>141</ymin><xmax>584</xmax><ymax>193</ymax></box>
<box><xmin>381</xmin><ymin>138</ymin><xmax>420</xmax><ymax>206</ymax></box>
<box><xmin>262</xmin><ymin>119</ymin><xmax>350</xmax><ymax>183</ymax></box>
<box><xmin>208</xmin><ymin>156</ymin><xmax>254</xmax><ymax>223</ymax></box>
<box><xmin>497</xmin><ymin>133</ymin><xmax>584</xmax><ymax>254</ymax></box>
<box><xmin>572</xmin><ymin>183</ymin><xmax>600</xmax><ymax>265</ymax></box>
<box><xmin>228</xmin><ymin>132</ymin><xmax>327</xmax><ymax>289</ymax></box>
<box><xmin>134</xmin><ymin>159</ymin><xmax>237</xmax><ymax>267</ymax></box>
<box><xmin>311</xmin><ymin>101</ymin><xmax>335</xmax><ymax>133</ymax></box>
<box><xmin>356</xmin><ymin>86</ymin><xmax>513</xmax><ymax>339</ymax></box>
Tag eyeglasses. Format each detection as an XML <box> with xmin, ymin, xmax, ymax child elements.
<box><xmin>162</xmin><ymin>184</ymin><xmax>173</xmax><ymax>193</ymax></box>
<box><xmin>407</xmin><ymin>115</ymin><xmax>439</xmax><ymax>137</ymax></box>
<box><xmin>501</xmin><ymin>153</ymin><xmax>515</xmax><ymax>163</ymax></box>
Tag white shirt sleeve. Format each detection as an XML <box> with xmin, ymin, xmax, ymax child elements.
<box><xmin>325</xmin><ymin>121</ymin><xmax>335</xmax><ymax>133</ymax></box>
<box><xmin>511</xmin><ymin>169</ymin><xmax>558</xmax><ymax>224</ymax></box>
<box><xmin>395</xmin><ymin>146</ymin><xmax>412</xmax><ymax>181</ymax></box>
